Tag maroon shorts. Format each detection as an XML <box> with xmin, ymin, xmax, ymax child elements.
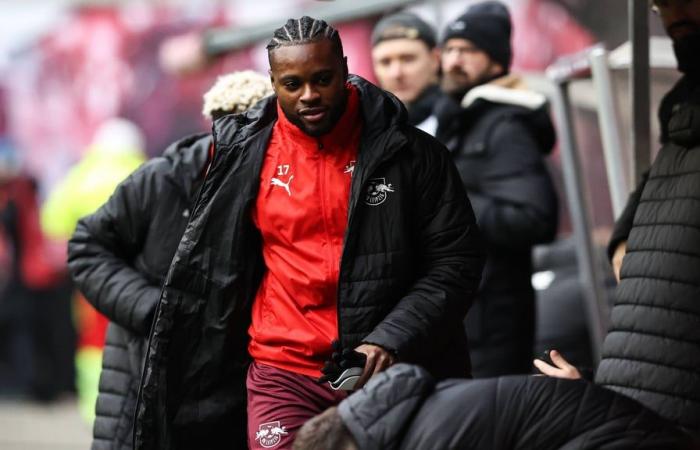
<box><xmin>246</xmin><ymin>361</ymin><xmax>347</xmax><ymax>450</ymax></box>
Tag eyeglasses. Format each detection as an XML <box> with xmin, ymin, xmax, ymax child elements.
<box><xmin>650</xmin><ymin>0</ymin><xmax>697</xmax><ymax>14</ymax></box>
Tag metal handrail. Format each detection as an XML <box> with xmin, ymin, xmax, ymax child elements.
<box><xmin>629</xmin><ymin>0</ymin><xmax>651</xmax><ymax>185</ymax></box>
<box><xmin>545</xmin><ymin>64</ymin><xmax>609</xmax><ymax>361</ymax></box>
<box><xmin>589</xmin><ymin>46</ymin><xmax>629</xmax><ymax>216</ymax></box>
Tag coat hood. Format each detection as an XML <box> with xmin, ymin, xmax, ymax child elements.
<box><xmin>161</xmin><ymin>132</ymin><xmax>211</xmax><ymax>200</ymax></box>
<box><xmin>461</xmin><ymin>74</ymin><xmax>546</xmax><ymax>110</ymax></box>
<box><xmin>338</xmin><ymin>364</ymin><xmax>435</xmax><ymax>450</ymax></box>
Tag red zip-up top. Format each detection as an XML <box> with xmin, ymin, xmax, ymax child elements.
<box><xmin>248</xmin><ymin>85</ymin><xmax>361</xmax><ymax>377</ymax></box>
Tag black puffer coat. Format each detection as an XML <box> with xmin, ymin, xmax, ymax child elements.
<box><xmin>68</xmin><ymin>134</ymin><xmax>210</xmax><ymax>450</ymax></box>
<box><xmin>339</xmin><ymin>364</ymin><xmax>694</xmax><ymax>450</ymax></box>
<box><xmin>597</xmin><ymin>78</ymin><xmax>700</xmax><ymax>430</ymax></box>
<box><xmin>134</xmin><ymin>76</ymin><xmax>484</xmax><ymax>450</ymax></box>
<box><xmin>434</xmin><ymin>77</ymin><xmax>558</xmax><ymax>377</ymax></box>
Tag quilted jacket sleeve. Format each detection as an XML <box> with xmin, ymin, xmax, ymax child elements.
<box><xmin>607</xmin><ymin>170</ymin><xmax>649</xmax><ymax>261</ymax></box>
<box><xmin>67</xmin><ymin>165</ymin><xmax>161</xmax><ymax>336</ymax></box>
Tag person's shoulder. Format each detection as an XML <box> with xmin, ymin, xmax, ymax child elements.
<box><xmin>467</xmin><ymin>86</ymin><xmax>555</xmax><ymax>154</ymax></box>
<box><xmin>162</xmin><ymin>133</ymin><xmax>211</xmax><ymax>170</ymax></box>
<box><xmin>658</xmin><ymin>76</ymin><xmax>698</xmax><ymax>141</ymax></box>
<box><xmin>127</xmin><ymin>132</ymin><xmax>208</xmax><ymax>177</ymax></box>
<box><xmin>401</xmin><ymin>124</ymin><xmax>450</xmax><ymax>158</ymax></box>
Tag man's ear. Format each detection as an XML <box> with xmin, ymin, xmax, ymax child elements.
<box><xmin>268</xmin><ymin>69</ymin><xmax>278</xmax><ymax>93</ymax></box>
<box><xmin>343</xmin><ymin>56</ymin><xmax>349</xmax><ymax>80</ymax></box>
<box><xmin>489</xmin><ymin>61</ymin><xmax>504</xmax><ymax>78</ymax></box>
<box><xmin>430</xmin><ymin>47</ymin><xmax>440</xmax><ymax>76</ymax></box>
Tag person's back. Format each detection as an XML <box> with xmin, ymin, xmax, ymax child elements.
<box><xmin>595</xmin><ymin>80</ymin><xmax>700</xmax><ymax>429</ymax></box>
<box><xmin>594</xmin><ymin>0</ymin><xmax>700</xmax><ymax>430</ymax></box>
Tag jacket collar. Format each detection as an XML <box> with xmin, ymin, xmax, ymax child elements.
<box><xmin>407</xmin><ymin>84</ymin><xmax>442</xmax><ymax>126</ymax></box>
<box><xmin>161</xmin><ymin>133</ymin><xmax>211</xmax><ymax>200</ymax></box>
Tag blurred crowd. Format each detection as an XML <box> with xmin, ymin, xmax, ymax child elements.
<box><xmin>0</xmin><ymin>0</ymin><xmax>698</xmax><ymax>449</ymax></box>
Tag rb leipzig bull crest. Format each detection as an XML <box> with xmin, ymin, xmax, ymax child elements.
<box><xmin>364</xmin><ymin>178</ymin><xmax>395</xmax><ymax>206</ymax></box>
<box><xmin>256</xmin><ymin>421</ymin><xmax>288</xmax><ymax>448</ymax></box>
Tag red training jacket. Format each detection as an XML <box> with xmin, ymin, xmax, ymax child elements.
<box><xmin>248</xmin><ymin>86</ymin><xmax>361</xmax><ymax>377</ymax></box>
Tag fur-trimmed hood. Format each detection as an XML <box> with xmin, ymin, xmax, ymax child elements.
<box><xmin>460</xmin><ymin>74</ymin><xmax>555</xmax><ymax>154</ymax></box>
<box><xmin>461</xmin><ymin>74</ymin><xmax>547</xmax><ymax>111</ymax></box>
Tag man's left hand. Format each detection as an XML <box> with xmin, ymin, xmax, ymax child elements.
<box><xmin>533</xmin><ymin>350</ymin><xmax>581</xmax><ymax>380</ymax></box>
<box><xmin>354</xmin><ymin>344</ymin><xmax>396</xmax><ymax>389</ymax></box>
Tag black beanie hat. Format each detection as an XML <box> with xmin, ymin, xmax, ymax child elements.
<box><xmin>442</xmin><ymin>1</ymin><xmax>512</xmax><ymax>70</ymax></box>
<box><xmin>371</xmin><ymin>12</ymin><xmax>437</xmax><ymax>49</ymax></box>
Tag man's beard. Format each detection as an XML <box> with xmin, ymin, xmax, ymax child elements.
<box><xmin>440</xmin><ymin>66</ymin><xmax>502</xmax><ymax>102</ymax></box>
<box><xmin>283</xmin><ymin>96</ymin><xmax>347</xmax><ymax>137</ymax></box>
<box><xmin>674</xmin><ymin>30</ymin><xmax>700</xmax><ymax>82</ymax></box>
<box><xmin>441</xmin><ymin>70</ymin><xmax>476</xmax><ymax>102</ymax></box>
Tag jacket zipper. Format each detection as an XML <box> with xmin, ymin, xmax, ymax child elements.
<box><xmin>316</xmin><ymin>139</ymin><xmax>335</xmax><ymax>307</ymax></box>
<box><xmin>335</xmin><ymin>128</ymin><xmax>402</xmax><ymax>350</ymax></box>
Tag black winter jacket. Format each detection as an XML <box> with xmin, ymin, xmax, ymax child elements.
<box><xmin>597</xmin><ymin>78</ymin><xmax>700</xmax><ymax>430</ymax></box>
<box><xmin>407</xmin><ymin>84</ymin><xmax>442</xmax><ymax>127</ymax></box>
<box><xmin>134</xmin><ymin>76</ymin><xmax>484</xmax><ymax>450</ymax></box>
<box><xmin>68</xmin><ymin>134</ymin><xmax>210</xmax><ymax>450</ymax></box>
<box><xmin>339</xmin><ymin>364</ymin><xmax>693</xmax><ymax>450</ymax></box>
<box><xmin>434</xmin><ymin>77</ymin><xmax>558</xmax><ymax>376</ymax></box>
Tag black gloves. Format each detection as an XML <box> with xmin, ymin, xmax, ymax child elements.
<box><xmin>318</xmin><ymin>340</ymin><xmax>367</xmax><ymax>384</ymax></box>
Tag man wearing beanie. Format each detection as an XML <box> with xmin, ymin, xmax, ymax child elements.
<box><xmin>371</xmin><ymin>12</ymin><xmax>441</xmax><ymax>130</ymax></box>
<box><xmin>434</xmin><ymin>1</ymin><xmax>559</xmax><ymax>378</ymax></box>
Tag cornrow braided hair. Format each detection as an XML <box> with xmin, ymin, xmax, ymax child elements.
<box><xmin>267</xmin><ymin>16</ymin><xmax>344</xmax><ymax>58</ymax></box>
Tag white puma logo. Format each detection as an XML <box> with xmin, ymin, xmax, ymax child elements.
<box><xmin>271</xmin><ymin>175</ymin><xmax>293</xmax><ymax>196</ymax></box>
<box><xmin>344</xmin><ymin>161</ymin><xmax>356</xmax><ymax>175</ymax></box>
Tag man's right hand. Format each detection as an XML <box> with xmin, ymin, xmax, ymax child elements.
<box><xmin>611</xmin><ymin>241</ymin><xmax>627</xmax><ymax>283</ymax></box>
<box><xmin>353</xmin><ymin>344</ymin><xmax>396</xmax><ymax>389</ymax></box>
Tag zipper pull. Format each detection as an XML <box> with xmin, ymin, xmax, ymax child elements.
<box><xmin>318</xmin><ymin>140</ymin><xmax>324</xmax><ymax>150</ymax></box>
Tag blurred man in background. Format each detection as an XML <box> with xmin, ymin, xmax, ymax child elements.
<box><xmin>0</xmin><ymin>141</ymin><xmax>73</xmax><ymax>402</ymax></box>
<box><xmin>68</xmin><ymin>71</ymin><xmax>273</xmax><ymax>450</ymax></box>
<box><xmin>434</xmin><ymin>0</ymin><xmax>558</xmax><ymax>378</ymax></box>
<box><xmin>370</xmin><ymin>12</ymin><xmax>441</xmax><ymax>131</ymax></box>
